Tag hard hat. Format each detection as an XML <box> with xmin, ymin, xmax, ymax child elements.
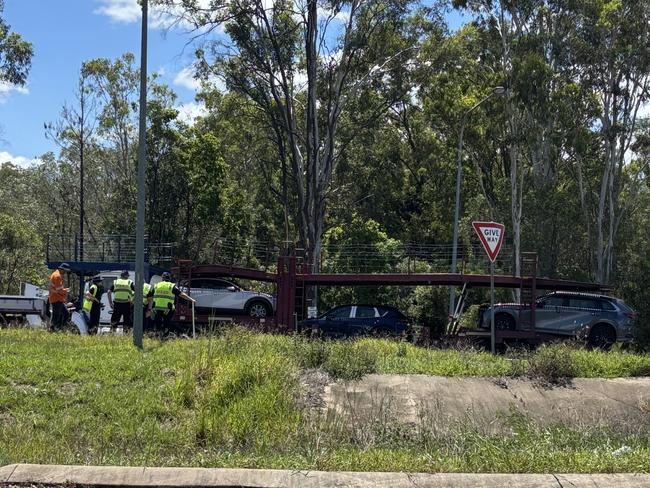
<box><xmin>161</xmin><ymin>272</ymin><xmax>171</xmax><ymax>281</ymax></box>
<box><xmin>58</xmin><ymin>263</ymin><xmax>71</xmax><ymax>271</ymax></box>
<box><xmin>121</xmin><ymin>270</ymin><xmax>130</xmax><ymax>278</ymax></box>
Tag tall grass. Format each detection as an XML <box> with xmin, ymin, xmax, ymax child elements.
<box><xmin>1</xmin><ymin>328</ymin><xmax>650</xmax><ymax>472</ymax></box>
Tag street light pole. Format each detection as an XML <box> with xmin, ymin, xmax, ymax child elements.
<box><xmin>449</xmin><ymin>86</ymin><xmax>505</xmax><ymax>318</ymax></box>
<box><xmin>134</xmin><ymin>0</ymin><xmax>148</xmax><ymax>349</ymax></box>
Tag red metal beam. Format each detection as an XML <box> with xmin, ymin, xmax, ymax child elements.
<box><xmin>171</xmin><ymin>264</ymin><xmax>277</xmax><ymax>283</ymax></box>
<box><xmin>296</xmin><ymin>273</ymin><xmax>606</xmax><ymax>291</ymax></box>
<box><xmin>172</xmin><ymin>264</ymin><xmax>606</xmax><ymax>291</ymax></box>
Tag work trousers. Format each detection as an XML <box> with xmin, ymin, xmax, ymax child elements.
<box><xmin>50</xmin><ymin>301</ymin><xmax>68</xmax><ymax>331</ymax></box>
<box><xmin>83</xmin><ymin>305</ymin><xmax>102</xmax><ymax>331</ymax></box>
<box><xmin>153</xmin><ymin>310</ymin><xmax>174</xmax><ymax>331</ymax></box>
<box><xmin>142</xmin><ymin>307</ymin><xmax>152</xmax><ymax>331</ymax></box>
<box><xmin>111</xmin><ymin>302</ymin><xmax>132</xmax><ymax>329</ymax></box>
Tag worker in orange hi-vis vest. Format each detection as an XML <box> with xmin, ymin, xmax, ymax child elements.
<box><xmin>49</xmin><ymin>263</ymin><xmax>71</xmax><ymax>331</ymax></box>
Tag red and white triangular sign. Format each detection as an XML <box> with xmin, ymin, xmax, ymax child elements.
<box><xmin>472</xmin><ymin>221</ymin><xmax>505</xmax><ymax>262</ymax></box>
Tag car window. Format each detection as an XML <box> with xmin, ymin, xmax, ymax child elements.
<box><xmin>200</xmin><ymin>280</ymin><xmax>230</xmax><ymax>290</ymax></box>
<box><xmin>356</xmin><ymin>306</ymin><xmax>376</xmax><ymax>318</ymax></box>
<box><xmin>542</xmin><ymin>296</ymin><xmax>566</xmax><ymax>307</ymax></box>
<box><xmin>190</xmin><ymin>279</ymin><xmax>207</xmax><ymax>289</ymax></box>
<box><xmin>600</xmin><ymin>300</ymin><xmax>616</xmax><ymax>311</ymax></box>
<box><xmin>569</xmin><ymin>297</ymin><xmax>599</xmax><ymax>309</ymax></box>
<box><xmin>330</xmin><ymin>306</ymin><xmax>352</xmax><ymax>318</ymax></box>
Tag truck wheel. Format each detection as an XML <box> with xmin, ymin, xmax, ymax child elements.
<box><xmin>588</xmin><ymin>324</ymin><xmax>616</xmax><ymax>351</ymax></box>
<box><xmin>494</xmin><ymin>313</ymin><xmax>516</xmax><ymax>331</ymax></box>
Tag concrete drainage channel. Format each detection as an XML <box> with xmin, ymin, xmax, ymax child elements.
<box><xmin>2</xmin><ymin>465</ymin><xmax>650</xmax><ymax>488</ymax></box>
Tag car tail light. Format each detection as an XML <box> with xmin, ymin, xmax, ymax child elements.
<box><xmin>625</xmin><ymin>312</ymin><xmax>638</xmax><ymax>321</ymax></box>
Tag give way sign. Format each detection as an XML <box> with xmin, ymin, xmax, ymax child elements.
<box><xmin>472</xmin><ymin>221</ymin><xmax>505</xmax><ymax>262</ymax></box>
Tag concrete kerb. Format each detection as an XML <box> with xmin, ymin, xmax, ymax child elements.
<box><xmin>2</xmin><ymin>464</ymin><xmax>650</xmax><ymax>488</ymax></box>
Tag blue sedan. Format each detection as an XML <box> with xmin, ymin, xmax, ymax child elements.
<box><xmin>299</xmin><ymin>304</ymin><xmax>410</xmax><ymax>337</ymax></box>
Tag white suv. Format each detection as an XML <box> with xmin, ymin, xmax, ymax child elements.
<box><xmin>182</xmin><ymin>278</ymin><xmax>275</xmax><ymax>318</ymax></box>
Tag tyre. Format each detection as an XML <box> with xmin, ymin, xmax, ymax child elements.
<box><xmin>494</xmin><ymin>313</ymin><xmax>516</xmax><ymax>331</ymax></box>
<box><xmin>588</xmin><ymin>324</ymin><xmax>616</xmax><ymax>351</ymax></box>
<box><xmin>246</xmin><ymin>300</ymin><xmax>272</xmax><ymax>318</ymax></box>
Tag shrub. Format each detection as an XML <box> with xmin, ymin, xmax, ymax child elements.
<box><xmin>527</xmin><ymin>343</ymin><xmax>576</xmax><ymax>384</ymax></box>
<box><xmin>324</xmin><ymin>341</ymin><xmax>377</xmax><ymax>380</ymax></box>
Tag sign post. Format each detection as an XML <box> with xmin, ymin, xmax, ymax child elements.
<box><xmin>472</xmin><ymin>221</ymin><xmax>505</xmax><ymax>354</ymax></box>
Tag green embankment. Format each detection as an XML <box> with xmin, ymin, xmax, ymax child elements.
<box><xmin>1</xmin><ymin>328</ymin><xmax>649</xmax><ymax>472</ymax></box>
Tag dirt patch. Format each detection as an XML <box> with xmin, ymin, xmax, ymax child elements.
<box><xmin>297</xmin><ymin>368</ymin><xmax>331</xmax><ymax>411</ymax></box>
<box><xmin>0</xmin><ymin>413</ymin><xmax>16</xmax><ymax>425</ymax></box>
<box><xmin>7</xmin><ymin>380</ymin><xmax>40</xmax><ymax>394</ymax></box>
<box><xmin>324</xmin><ymin>375</ymin><xmax>650</xmax><ymax>432</ymax></box>
<box><xmin>57</xmin><ymin>382</ymin><xmax>78</xmax><ymax>397</ymax></box>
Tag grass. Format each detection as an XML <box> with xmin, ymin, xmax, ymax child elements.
<box><xmin>1</xmin><ymin>327</ymin><xmax>650</xmax><ymax>472</ymax></box>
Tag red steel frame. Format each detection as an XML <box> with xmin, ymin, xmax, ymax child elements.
<box><xmin>172</xmin><ymin>253</ymin><xmax>608</xmax><ymax>334</ymax></box>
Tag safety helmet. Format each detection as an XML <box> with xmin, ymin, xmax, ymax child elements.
<box><xmin>161</xmin><ymin>272</ymin><xmax>171</xmax><ymax>281</ymax></box>
<box><xmin>121</xmin><ymin>270</ymin><xmax>130</xmax><ymax>278</ymax></box>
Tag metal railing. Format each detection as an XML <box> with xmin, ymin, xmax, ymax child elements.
<box><xmin>45</xmin><ymin>234</ymin><xmax>176</xmax><ymax>267</ymax></box>
<box><xmin>46</xmin><ymin>234</ymin><xmax>516</xmax><ymax>276</ymax></box>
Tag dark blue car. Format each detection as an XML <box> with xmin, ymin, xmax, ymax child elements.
<box><xmin>299</xmin><ymin>304</ymin><xmax>410</xmax><ymax>337</ymax></box>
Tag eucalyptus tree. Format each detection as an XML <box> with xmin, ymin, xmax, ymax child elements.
<box><xmin>0</xmin><ymin>0</ymin><xmax>32</xmax><ymax>87</ymax></box>
<box><xmin>568</xmin><ymin>0</ymin><xmax>650</xmax><ymax>283</ymax></box>
<box><xmin>153</xmin><ymin>0</ymin><xmax>422</xmax><ymax>268</ymax></box>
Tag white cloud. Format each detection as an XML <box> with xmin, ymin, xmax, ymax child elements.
<box><xmin>95</xmin><ymin>0</ymin><xmax>212</xmax><ymax>30</ymax></box>
<box><xmin>173</xmin><ymin>65</ymin><xmax>227</xmax><ymax>93</ymax></box>
<box><xmin>174</xmin><ymin>66</ymin><xmax>202</xmax><ymax>91</ymax></box>
<box><xmin>317</xmin><ymin>6</ymin><xmax>350</xmax><ymax>24</ymax></box>
<box><xmin>176</xmin><ymin>101</ymin><xmax>208</xmax><ymax>124</ymax></box>
<box><xmin>0</xmin><ymin>81</ymin><xmax>28</xmax><ymax>103</ymax></box>
<box><xmin>94</xmin><ymin>0</ymin><xmax>142</xmax><ymax>23</ymax></box>
<box><xmin>0</xmin><ymin>151</ymin><xmax>41</xmax><ymax>169</ymax></box>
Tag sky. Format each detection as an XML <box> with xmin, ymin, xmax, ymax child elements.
<box><xmin>0</xmin><ymin>0</ymin><xmax>470</xmax><ymax>168</ymax></box>
<box><xmin>0</xmin><ymin>0</ymin><xmax>211</xmax><ymax>167</ymax></box>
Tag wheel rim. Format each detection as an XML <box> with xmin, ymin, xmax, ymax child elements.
<box><xmin>496</xmin><ymin>316</ymin><xmax>514</xmax><ymax>330</ymax></box>
<box><xmin>249</xmin><ymin>303</ymin><xmax>267</xmax><ymax>317</ymax></box>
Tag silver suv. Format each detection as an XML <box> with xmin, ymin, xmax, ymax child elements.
<box><xmin>479</xmin><ymin>291</ymin><xmax>636</xmax><ymax>348</ymax></box>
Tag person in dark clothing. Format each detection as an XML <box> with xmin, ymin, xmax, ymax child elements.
<box><xmin>149</xmin><ymin>272</ymin><xmax>194</xmax><ymax>333</ymax></box>
<box><xmin>108</xmin><ymin>270</ymin><xmax>135</xmax><ymax>331</ymax></box>
<box><xmin>82</xmin><ymin>276</ymin><xmax>105</xmax><ymax>333</ymax></box>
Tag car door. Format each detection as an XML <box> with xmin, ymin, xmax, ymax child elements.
<box><xmin>534</xmin><ymin>295</ymin><xmax>568</xmax><ymax>333</ymax></box>
<box><xmin>349</xmin><ymin>306</ymin><xmax>379</xmax><ymax>336</ymax></box>
<box><xmin>559</xmin><ymin>296</ymin><xmax>601</xmax><ymax>336</ymax></box>
<box><xmin>213</xmin><ymin>280</ymin><xmax>246</xmax><ymax>311</ymax></box>
<box><xmin>191</xmin><ymin>279</ymin><xmax>231</xmax><ymax>312</ymax></box>
<box><xmin>320</xmin><ymin>306</ymin><xmax>353</xmax><ymax>336</ymax></box>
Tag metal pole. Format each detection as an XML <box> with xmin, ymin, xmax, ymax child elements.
<box><xmin>133</xmin><ymin>0</ymin><xmax>148</xmax><ymax>349</ymax></box>
<box><xmin>79</xmin><ymin>97</ymin><xmax>85</xmax><ymax>299</ymax></box>
<box><xmin>490</xmin><ymin>259</ymin><xmax>495</xmax><ymax>354</ymax></box>
<box><xmin>192</xmin><ymin>301</ymin><xmax>196</xmax><ymax>339</ymax></box>
<box><xmin>449</xmin><ymin>116</ymin><xmax>467</xmax><ymax>317</ymax></box>
<box><xmin>449</xmin><ymin>88</ymin><xmax>505</xmax><ymax>317</ymax></box>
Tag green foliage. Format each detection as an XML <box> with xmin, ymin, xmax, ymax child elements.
<box><xmin>526</xmin><ymin>343</ymin><xmax>577</xmax><ymax>384</ymax></box>
<box><xmin>0</xmin><ymin>1</ymin><xmax>32</xmax><ymax>86</ymax></box>
<box><xmin>0</xmin><ymin>213</ymin><xmax>46</xmax><ymax>293</ymax></box>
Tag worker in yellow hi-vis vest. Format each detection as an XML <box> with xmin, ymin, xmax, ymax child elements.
<box><xmin>108</xmin><ymin>270</ymin><xmax>135</xmax><ymax>331</ymax></box>
<box><xmin>148</xmin><ymin>271</ymin><xmax>194</xmax><ymax>333</ymax></box>
<box><xmin>82</xmin><ymin>275</ymin><xmax>104</xmax><ymax>333</ymax></box>
<box><xmin>142</xmin><ymin>281</ymin><xmax>152</xmax><ymax>331</ymax></box>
